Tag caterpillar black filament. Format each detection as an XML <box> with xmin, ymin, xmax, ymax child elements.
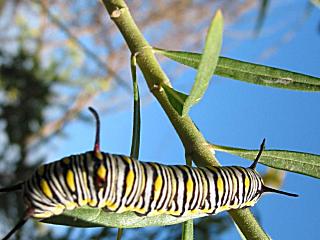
<box><xmin>0</xmin><ymin>107</ymin><xmax>298</xmax><ymax>240</ymax></box>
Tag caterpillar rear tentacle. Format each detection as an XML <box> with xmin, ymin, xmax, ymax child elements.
<box><xmin>0</xmin><ymin>182</ymin><xmax>23</xmax><ymax>193</ymax></box>
<box><xmin>0</xmin><ymin>107</ymin><xmax>298</xmax><ymax>240</ymax></box>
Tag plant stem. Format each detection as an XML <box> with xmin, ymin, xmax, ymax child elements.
<box><xmin>100</xmin><ymin>1</ymin><xmax>269</xmax><ymax>239</ymax></box>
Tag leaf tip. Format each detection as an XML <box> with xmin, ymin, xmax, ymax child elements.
<box><xmin>215</xmin><ymin>9</ymin><xmax>223</xmax><ymax>19</ymax></box>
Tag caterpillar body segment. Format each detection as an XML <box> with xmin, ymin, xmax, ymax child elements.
<box><xmin>0</xmin><ymin>108</ymin><xmax>298</xmax><ymax>240</ymax></box>
<box><xmin>23</xmin><ymin>153</ymin><xmax>264</xmax><ymax>219</ymax></box>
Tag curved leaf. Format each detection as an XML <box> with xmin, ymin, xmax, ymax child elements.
<box><xmin>182</xmin><ymin>10</ymin><xmax>223</xmax><ymax>116</ymax></box>
<box><xmin>162</xmin><ymin>84</ymin><xmax>188</xmax><ymax>115</ymax></box>
<box><xmin>43</xmin><ymin>207</ymin><xmax>206</xmax><ymax>228</ymax></box>
<box><xmin>210</xmin><ymin>143</ymin><xmax>320</xmax><ymax>179</ymax></box>
<box><xmin>154</xmin><ymin>49</ymin><xmax>320</xmax><ymax>91</ymax></box>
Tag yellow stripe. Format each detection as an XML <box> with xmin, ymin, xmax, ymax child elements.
<box><xmin>244</xmin><ymin>200</ymin><xmax>256</xmax><ymax>207</ymax></box>
<box><xmin>82</xmin><ymin>170</ymin><xmax>88</xmax><ymax>192</ymax></box>
<box><xmin>190</xmin><ymin>209</ymin><xmax>199</xmax><ymax>214</ymax></box>
<box><xmin>107</xmin><ymin>202</ymin><xmax>118</xmax><ymax>211</ymax></box>
<box><xmin>79</xmin><ymin>199</ymin><xmax>88</xmax><ymax>206</ymax></box>
<box><xmin>154</xmin><ymin>174</ymin><xmax>163</xmax><ymax>201</ymax></box>
<box><xmin>33</xmin><ymin>212</ymin><xmax>53</xmax><ymax>219</ymax></box>
<box><xmin>66</xmin><ymin>170</ymin><xmax>76</xmax><ymax>192</ymax></box>
<box><xmin>186</xmin><ymin>178</ymin><xmax>194</xmax><ymax>202</ymax></box>
<box><xmin>89</xmin><ymin>199</ymin><xmax>98</xmax><ymax>207</ymax></box>
<box><xmin>65</xmin><ymin>201</ymin><xmax>78</xmax><ymax>210</ymax></box>
<box><xmin>132</xmin><ymin>207</ymin><xmax>147</xmax><ymax>214</ymax></box>
<box><xmin>245</xmin><ymin>176</ymin><xmax>250</xmax><ymax>191</ymax></box>
<box><xmin>167</xmin><ymin>209</ymin><xmax>181</xmax><ymax>216</ymax></box>
<box><xmin>97</xmin><ymin>164</ymin><xmax>107</xmax><ymax>180</ymax></box>
<box><xmin>94</xmin><ymin>151</ymin><xmax>103</xmax><ymax>160</ymax></box>
<box><xmin>217</xmin><ymin>177</ymin><xmax>224</xmax><ymax>196</ymax></box>
<box><xmin>123</xmin><ymin>156</ymin><xmax>131</xmax><ymax>163</ymax></box>
<box><xmin>51</xmin><ymin>204</ymin><xmax>65</xmax><ymax>215</ymax></box>
<box><xmin>40</xmin><ymin>179</ymin><xmax>53</xmax><ymax>199</ymax></box>
<box><xmin>125</xmin><ymin>169</ymin><xmax>135</xmax><ymax>196</ymax></box>
<box><xmin>216</xmin><ymin>205</ymin><xmax>230</xmax><ymax>213</ymax></box>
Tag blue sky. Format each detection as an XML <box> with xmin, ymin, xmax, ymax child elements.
<box><xmin>49</xmin><ymin>1</ymin><xmax>320</xmax><ymax>239</ymax></box>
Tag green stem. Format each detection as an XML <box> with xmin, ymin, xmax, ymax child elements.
<box><xmin>182</xmin><ymin>153</ymin><xmax>194</xmax><ymax>240</ymax></box>
<box><xmin>116</xmin><ymin>228</ymin><xmax>123</xmax><ymax>240</ymax></box>
<box><xmin>100</xmin><ymin>1</ymin><xmax>269</xmax><ymax>239</ymax></box>
<box><xmin>182</xmin><ymin>217</ymin><xmax>194</xmax><ymax>240</ymax></box>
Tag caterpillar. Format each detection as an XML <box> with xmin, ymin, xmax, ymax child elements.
<box><xmin>0</xmin><ymin>107</ymin><xmax>298</xmax><ymax>240</ymax></box>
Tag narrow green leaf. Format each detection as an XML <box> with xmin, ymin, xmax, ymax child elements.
<box><xmin>210</xmin><ymin>143</ymin><xmax>320</xmax><ymax>179</ymax></box>
<box><xmin>118</xmin><ymin>50</ymin><xmax>142</xmax><ymax>240</ymax></box>
<box><xmin>182</xmin><ymin>10</ymin><xmax>223</xmax><ymax>116</ymax></box>
<box><xmin>162</xmin><ymin>84</ymin><xmax>188</xmax><ymax>115</ymax></box>
<box><xmin>154</xmin><ymin>49</ymin><xmax>320</xmax><ymax>91</ymax></box>
<box><xmin>43</xmin><ymin>208</ymin><xmax>206</xmax><ymax>228</ymax></box>
<box><xmin>130</xmin><ymin>53</ymin><xmax>140</xmax><ymax>159</ymax></box>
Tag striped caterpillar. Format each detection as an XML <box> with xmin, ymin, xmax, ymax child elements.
<box><xmin>0</xmin><ymin>107</ymin><xmax>298</xmax><ymax>240</ymax></box>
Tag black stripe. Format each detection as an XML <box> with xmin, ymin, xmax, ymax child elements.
<box><xmin>237</xmin><ymin>167</ymin><xmax>248</xmax><ymax>204</ymax></box>
<box><xmin>126</xmin><ymin>157</ymin><xmax>138</xmax><ymax>206</ymax></box>
<box><xmin>82</xmin><ymin>154</ymin><xmax>93</xmax><ymax>202</ymax></box>
<box><xmin>169</xmin><ymin>166</ymin><xmax>180</xmax><ymax>212</ymax></box>
<box><xmin>54</xmin><ymin>160</ymin><xmax>73</xmax><ymax>202</ymax></box>
<box><xmin>137</xmin><ymin>162</ymin><xmax>148</xmax><ymax>210</ymax></box>
<box><xmin>156</xmin><ymin>165</ymin><xmax>169</xmax><ymax>210</ymax></box>
<box><xmin>41</xmin><ymin>164</ymin><xmax>60</xmax><ymax>204</ymax></box>
<box><xmin>101</xmin><ymin>154</ymin><xmax>109</xmax><ymax>202</ymax></box>
<box><xmin>27</xmin><ymin>178</ymin><xmax>55</xmax><ymax>208</ymax></box>
<box><xmin>228</xmin><ymin>167</ymin><xmax>239</xmax><ymax>206</ymax></box>
<box><xmin>46</xmin><ymin>163</ymin><xmax>64</xmax><ymax>204</ymax></box>
<box><xmin>146</xmin><ymin>163</ymin><xmax>157</xmax><ymax>215</ymax></box>
<box><xmin>221</xmin><ymin>168</ymin><xmax>232</xmax><ymax>207</ymax></box>
<box><xmin>185</xmin><ymin>166</ymin><xmax>197</xmax><ymax>211</ymax></box>
<box><xmin>104</xmin><ymin>154</ymin><xmax>113</xmax><ymax>203</ymax></box>
<box><xmin>177</xmin><ymin>166</ymin><xmax>188</xmax><ymax>216</ymax></box>
<box><xmin>162</xmin><ymin>166</ymin><xmax>174</xmax><ymax>211</ymax></box>
<box><xmin>208</xmin><ymin>167</ymin><xmax>219</xmax><ymax>214</ymax></box>
<box><xmin>74</xmin><ymin>155</ymin><xmax>86</xmax><ymax>205</ymax></box>
<box><xmin>113</xmin><ymin>155</ymin><xmax>130</xmax><ymax>212</ymax></box>
<box><xmin>198</xmin><ymin>168</ymin><xmax>210</xmax><ymax>210</ymax></box>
